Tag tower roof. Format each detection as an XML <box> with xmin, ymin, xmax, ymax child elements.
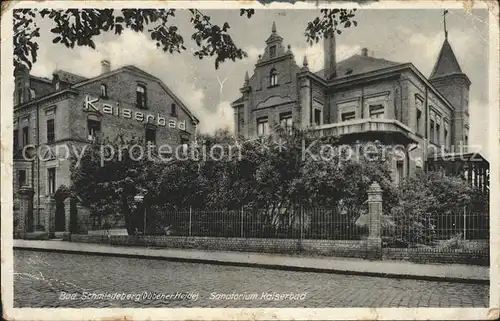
<box><xmin>429</xmin><ymin>38</ymin><xmax>463</xmax><ymax>79</ymax></box>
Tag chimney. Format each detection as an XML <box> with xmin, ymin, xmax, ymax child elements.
<box><xmin>324</xmin><ymin>31</ymin><xmax>336</xmax><ymax>80</ymax></box>
<box><xmin>101</xmin><ymin>60</ymin><xmax>111</xmax><ymax>74</ymax></box>
<box><xmin>361</xmin><ymin>48</ymin><xmax>368</xmax><ymax>56</ymax></box>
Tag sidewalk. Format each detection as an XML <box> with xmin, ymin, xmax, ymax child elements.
<box><xmin>14</xmin><ymin>239</ymin><xmax>489</xmax><ymax>284</ymax></box>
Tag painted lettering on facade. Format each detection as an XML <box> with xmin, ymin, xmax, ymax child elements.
<box><xmin>83</xmin><ymin>95</ymin><xmax>185</xmax><ymax>130</ymax></box>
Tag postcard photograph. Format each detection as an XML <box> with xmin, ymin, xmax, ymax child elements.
<box><xmin>1</xmin><ymin>1</ymin><xmax>498</xmax><ymax>320</ymax></box>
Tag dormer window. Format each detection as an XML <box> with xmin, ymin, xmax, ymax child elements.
<box><xmin>136</xmin><ymin>84</ymin><xmax>147</xmax><ymax>109</ymax></box>
<box><xmin>269</xmin><ymin>68</ymin><xmax>278</xmax><ymax>87</ymax></box>
<box><xmin>100</xmin><ymin>84</ymin><xmax>108</xmax><ymax>98</ymax></box>
<box><xmin>55</xmin><ymin>81</ymin><xmax>60</xmax><ymax>91</ymax></box>
<box><xmin>269</xmin><ymin>45</ymin><xmax>276</xmax><ymax>58</ymax></box>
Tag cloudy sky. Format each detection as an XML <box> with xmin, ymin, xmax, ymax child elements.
<box><xmin>30</xmin><ymin>8</ymin><xmax>490</xmax><ymax>155</ymax></box>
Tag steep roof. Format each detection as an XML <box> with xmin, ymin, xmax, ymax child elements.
<box><xmin>53</xmin><ymin>69</ymin><xmax>88</xmax><ymax>84</ymax></box>
<box><xmin>315</xmin><ymin>54</ymin><xmax>402</xmax><ymax>80</ymax></box>
<box><xmin>429</xmin><ymin>38</ymin><xmax>463</xmax><ymax>79</ymax></box>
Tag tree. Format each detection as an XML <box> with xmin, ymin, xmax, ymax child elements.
<box><xmin>70</xmin><ymin>135</ymin><xmax>155</xmax><ymax>235</ymax></box>
<box><xmin>71</xmin><ymin>126</ymin><xmax>401</xmax><ymax>238</ymax></box>
<box><xmin>13</xmin><ymin>8</ymin><xmax>357</xmax><ymax>70</ymax></box>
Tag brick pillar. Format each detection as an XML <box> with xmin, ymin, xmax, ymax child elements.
<box><xmin>16</xmin><ymin>187</ymin><xmax>34</xmax><ymax>238</ymax></box>
<box><xmin>76</xmin><ymin>204</ymin><xmax>90</xmax><ymax>234</ymax></box>
<box><xmin>299</xmin><ymin>77</ymin><xmax>311</xmax><ymax>127</ymax></box>
<box><xmin>366</xmin><ymin>182</ymin><xmax>382</xmax><ymax>259</ymax></box>
<box><xmin>64</xmin><ymin>198</ymin><xmax>71</xmax><ymax>232</ymax></box>
<box><xmin>44</xmin><ymin>196</ymin><xmax>56</xmax><ymax>237</ymax></box>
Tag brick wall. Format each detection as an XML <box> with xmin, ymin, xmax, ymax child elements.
<box><xmin>64</xmin><ymin>234</ymin><xmax>489</xmax><ymax>266</ymax></box>
<box><xmin>67</xmin><ymin>234</ymin><xmax>369</xmax><ymax>258</ymax></box>
<box><xmin>382</xmin><ymin>248</ymin><xmax>489</xmax><ymax>266</ymax></box>
<box><xmin>73</xmin><ymin>69</ymin><xmax>196</xmax><ymax>144</ymax></box>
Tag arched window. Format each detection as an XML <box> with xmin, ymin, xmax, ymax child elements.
<box><xmin>136</xmin><ymin>84</ymin><xmax>147</xmax><ymax>109</ymax></box>
<box><xmin>269</xmin><ymin>68</ymin><xmax>278</xmax><ymax>87</ymax></box>
<box><xmin>100</xmin><ymin>84</ymin><xmax>108</xmax><ymax>98</ymax></box>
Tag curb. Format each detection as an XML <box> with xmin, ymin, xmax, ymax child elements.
<box><xmin>14</xmin><ymin>246</ymin><xmax>489</xmax><ymax>285</ymax></box>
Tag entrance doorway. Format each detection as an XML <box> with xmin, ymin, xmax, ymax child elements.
<box><xmin>55</xmin><ymin>200</ymin><xmax>65</xmax><ymax>231</ymax></box>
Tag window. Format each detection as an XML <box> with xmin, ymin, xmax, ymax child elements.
<box><xmin>280</xmin><ymin>112</ymin><xmax>293</xmax><ymax>133</ymax></box>
<box><xmin>444</xmin><ymin>127</ymin><xmax>449</xmax><ymax>149</ymax></box>
<box><xmin>145</xmin><ymin>127</ymin><xmax>156</xmax><ymax>145</ymax></box>
<box><xmin>100</xmin><ymin>84</ymin><xmax>108</xmax><ymax>98</ymax></box>
<box><xmin>237</xmin><ymin>108</ymin><xmax>244</xmax><ymax>135</ymax></box>
<box><xmin>55</xmin><ymin>82</ymin><xmax>60</xmax><ymax>91</ymax></box>
<box><xmin>257</xmin><ymin>117</ymin><xmax>269</xmax><ymax>136</ymax></box>
<box><xmin>18</xmin><ymin>170</ymin><xmax>26</xmax><ymax>188</ymax></box>
<box><xmin>314</xmin><ymin>109</ymin><xmax>322</xmax><ymax>126</ymax></box>
<box><xmin>269</xmin><ymin>45</ymin><xmax>276</xmax><ymax>58</ymax></box>
<box><xmin>341</xmin><ymin>111</ymin><xmax>355</xmax><ymax>122</ymax></box>
<box><xmin>416</xmin><ymin>109</ymin><xmax>422</xmax><ymax>134</ymax></box>
<box><xmin>87</xmin><ymin>119</ymin><xmax>101</xmax><ymax>142</ymax></box>
<box><xmin>430</xmin><ymin>120</ymin><xmax>435</xmax><ymax>143</ymax></box>
<box><xmin>17</xmin><ymin>82</ymin><xmax>23</xmax><ymax>105</ymax></box>
<box><xmin>180</xmin><ymin>137</ymin><xmax>189</xmax><ymax>153</ymax></box>
<box><xmin>22</xmin><ymin>126</ymin><xmax>29</xmax><ymax>146</ymax></box>
<box><xmin>396</xmin><ymin>161</ymin><xmax>404</xmax><ymax>185</ymax></box>
<box><xmin>369</xmin><ymin>105</ymin><xmax>384</xmax><ymax>119</ymax></box>
<box><xmin>13</xmin><ymin>129</ymin><xmax>19</xmax><ymax>151</ymax></box>
<box><xmin>170</xmin><ymin>103</ymin><xmax>177</xmax><ymax>116</ymax></box>
<box><xmin>269</xmin><ymin>69</ymin><xmax>278</xmax><ymax>87</ymax></box>
<box><xmin>136</xmin><ymin>84</ymin><xmax>147</xmax><ymax>109</ymax></box>
<box><xmin>436</xmin><ymin>122</ymin><xmax>441</xmax><ymax>145</ymax></box>
<box><xmin>47</xmin><ymin>168</ymin><xmax>56</xmax><ymax>195</ymax></box>
<box><xmin>46</xmin><ymin>119</ymin><xmax>55</xmax><ymax>144</ymax></box>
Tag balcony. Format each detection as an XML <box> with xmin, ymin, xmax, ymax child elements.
<box><xmin>311</xmin><ymin>119</ymin><xmax>419</xmax><ymax>145</ymax></box>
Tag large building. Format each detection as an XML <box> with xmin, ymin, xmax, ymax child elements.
<box><xmin>231</xmin><ymin>22</ymin><xmax>480</xmax><ymax>184</ymax></box>
<box><xmin>13</xmin><ymin>61</ymin><xmax>199</xmax><ymax>234</ymax></box>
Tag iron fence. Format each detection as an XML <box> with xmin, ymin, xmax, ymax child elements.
<box><xmin>141</xmin><ymin>207</ymin><xmax>368</xmax><ymax>241</ymax></box>
<box><xmin>381</xmin><ymin>207</ymin><xmax>489</xmax><ymax>252</ymax></box>
<box><xmin>84</xmin><ymin>206</ymin><xmax>489</xmax><ymax>254</ymax></box>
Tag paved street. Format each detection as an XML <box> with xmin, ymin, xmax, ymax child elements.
<box><xmin>14</xmin><ymin>250</ymin><xmax>488</xmax><ymax>308</ymax></box>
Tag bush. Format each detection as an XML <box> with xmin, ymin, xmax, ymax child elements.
<box><xmin>386</xmin><ymin>170</ymin><xmax>488</xmax><ymax>246</ymax></box>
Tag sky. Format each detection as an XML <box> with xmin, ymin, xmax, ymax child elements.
<box><xmin>29</xmin><ymin>8</ymin><xmax>490</xmax><ymax>156</ymax></box>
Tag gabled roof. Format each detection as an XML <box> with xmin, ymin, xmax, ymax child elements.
<box><xmin>429</xmin><ymin>38</ymin><xmax>463</xmax><ymax>79</ymax></box>
<box><xmin>315</xmin><ymin>54</ymin><xmax>402</xmax><ymax>80</ymax></box>
<box><xmin>53</xmin><ymin>70</ymin><xmax>88</xmax><ymax>84</ymax></box>
<box><xmin>231</xmin><ymin>96</ymin><xmax>245</xmax><ymax>105</ymax></box>
<box><xmin>72</xmin><ymin>65</ymin><xmax>199</xmax><ymax>124</ymax></box>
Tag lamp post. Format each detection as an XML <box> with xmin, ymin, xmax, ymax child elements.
<box><xmin>134</xmin><ymin>193</ymin><xmax>146</xmax><ymax>235</ymax></box>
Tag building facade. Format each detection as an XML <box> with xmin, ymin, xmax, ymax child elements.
<box><xmin>232</xmin><ymin>22</ymin><xmax>473</xmax><ymax>183</ymax></box>
<box><xmin>13</xmin><ymin>61</ymin><xmax>199</xmax><ymax>234</ymax></box>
